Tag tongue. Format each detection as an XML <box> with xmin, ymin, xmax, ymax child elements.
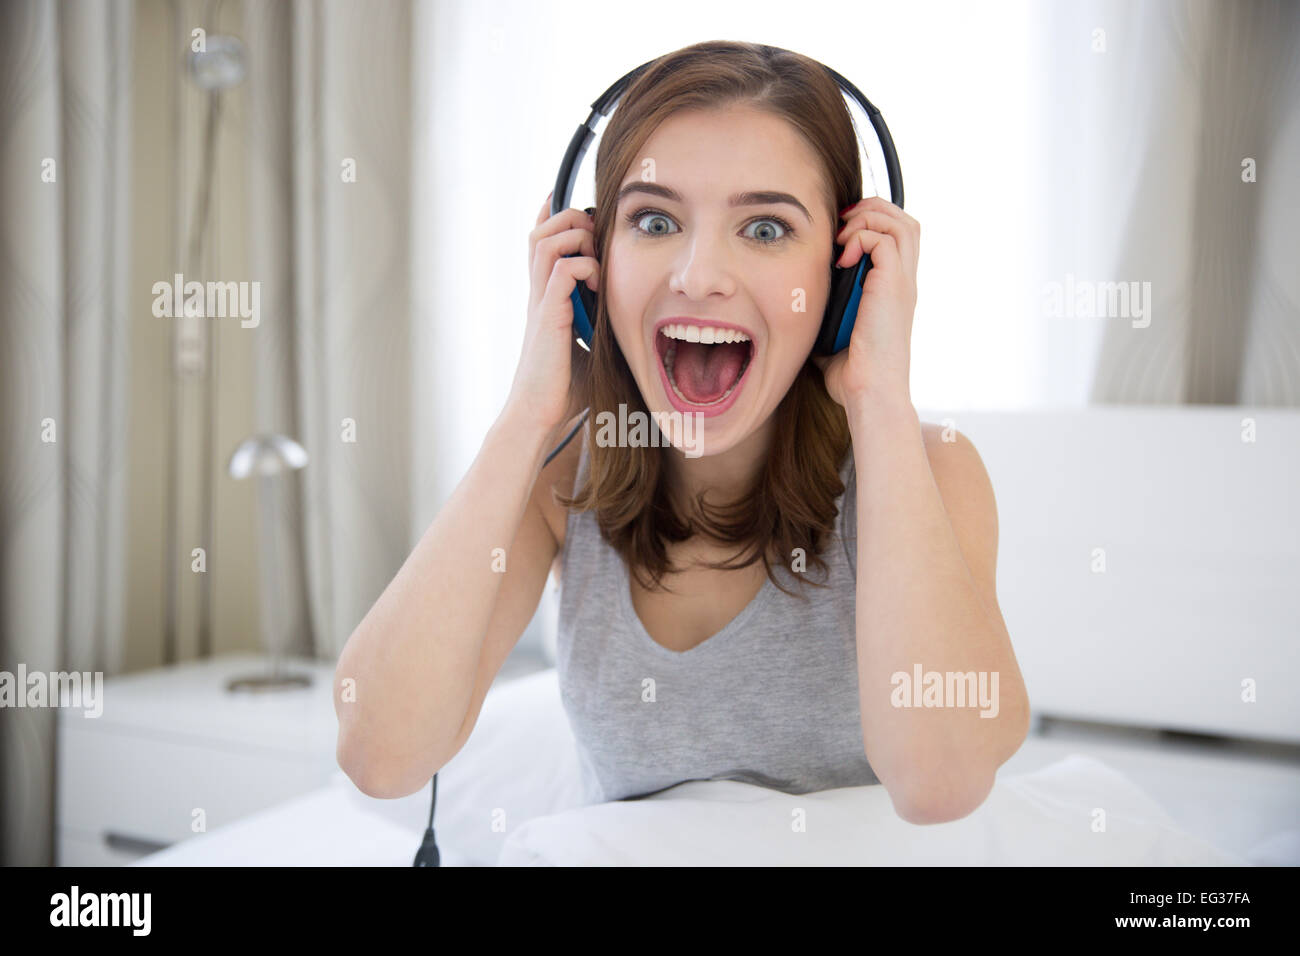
<box><xmin>672</xmin><ymin>340</ymin><xmax>747</xmax><ymax>404</ymax></box>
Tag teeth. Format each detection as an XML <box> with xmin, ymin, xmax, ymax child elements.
<box><xmin>660</xmin><ymin>323</ymin><xmax>751</xmax><ymax>344</ymax></box>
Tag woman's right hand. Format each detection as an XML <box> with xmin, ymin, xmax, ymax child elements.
<box><xmin>505</xmin><ymin>190</ymin><xmax>600</xmax><ymax>435</ymax></box>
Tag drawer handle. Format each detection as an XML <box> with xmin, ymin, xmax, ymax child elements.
<box><xmin>103</xmin><ymin>831</ymin><xmax>172</xmax><ymax>855</ymax></box>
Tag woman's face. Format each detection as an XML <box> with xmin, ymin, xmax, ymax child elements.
<box><xmin>604</xmin><ymin>104</ymin><xmax>835</xmax><ymax>457</ymax></box>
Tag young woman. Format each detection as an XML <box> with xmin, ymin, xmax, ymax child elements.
<box><xmin>336</xmin><ymin>41</ymin><xmax>1030</xmax><ymax>825</ymax></box>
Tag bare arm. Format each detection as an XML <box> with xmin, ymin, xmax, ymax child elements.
<box><xmin>335</xmin><ymin>191</ymin><xmax>597</xmax><ymax>799</ymax></box>
<box><xmin>333</xmin><ymin>406</ymin><xmax>563</xmax><ymax>799</ymax></box>
<box><xmin>848</xmin><ymin>392</ymin><xmax>1030</xmax><ymax>825</ymax></box>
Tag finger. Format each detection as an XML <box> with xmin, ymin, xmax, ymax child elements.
<box><xmin>838</xmin><ymin>203</ymin><xmax>907</xmax><ymax>240</ymax></box>
<box><xmin>838</xmin><ymin>210</ymin><xmax>915</xmax><ymax>269</ymax></box>
<box><xmin>839</xmin><ymin>227</ymin><xmax>900</xmax><ymax>274</ymax></box>
<box><xmin>861</xmin><ymin>196</ymin><xmax>920</xmax><ymax>258</ymax></box>
<box><xmin>840</xmin><ymin>197</ymin><xmax>911</xmax><ymax>245</ymax></box>
<box><xmin>531</xmin><ymin>206</ymin><xmax>593</xmax><ymax>245</ymax></box>
<box><xmin>529</xmin><ymin>207</ymin><xmax>596</xmax><ymax>276</ymax></box>
<box><xmin>851</xmin><ymin>197</ymin><xmax>919</xmax><ymax>245</ymax></box>
<box><xmin>531</xmin><ymin>193</ymin><xmax>554</xmax><ymax>269</ymax></box>
<box><xmin>838</xmin><ymin>195</ymin><xmax>900</xmax><ymax>221</ymax></box>
<box><xmin>541</xmin><ymin>256</ymin><xmax>600</xmax><ymax>325</ymax></box>
<box><xmin>532</xmin><ymin>227</ymin><xmax>599</xmax><ymax>309</ymax></box>
<box><xmin>546</xmin><ymin>255</ymin><xmax>599</xmax><ymax>295</ymax></box>
<box><xmin>847</xmin><ymin>195</ymin><xmax>906</xmax><ymax>220</ymax></box>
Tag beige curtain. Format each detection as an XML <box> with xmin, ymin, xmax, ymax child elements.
<box><xmin>242</xmin><ymin>0</ymin><xmax>416</xmax><ymax>659</ymax></box>
<box><xmin>1072</xmin><ymin>0</ymin><xmax>1300</xmax><ymax>404</ymax></box>
<box><xmin>0</xmin><ymin>0</ymin><xmax>134</xmax><ymax>866</ymax></box>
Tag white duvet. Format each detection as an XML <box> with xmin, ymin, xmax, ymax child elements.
<box><xmin>493</xmin><ymin>753</ymin><xmax>1243</xmax><ymax>866</ymax></box>
<box><xmin>352</xmin><ymin>668</ymin><xmax>1246</xmax><ymax>866</ymax></box>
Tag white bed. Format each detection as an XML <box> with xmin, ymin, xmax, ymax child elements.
<box><xmin>134</xmin><ymin>407</ymin><xmax>1300</xmax><ymax>866</ymax></box>
<box><xmin>132</xmin><ymin>664</ymin><xmax>1298</xmax><ymax>867</ymax></box>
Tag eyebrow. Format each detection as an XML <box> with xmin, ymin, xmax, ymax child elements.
<box><xmin>615</xmin><ymin>181</ymin><xmax>815</xmax><ymax>224</ymax></box>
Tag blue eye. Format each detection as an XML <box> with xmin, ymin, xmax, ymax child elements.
<box><xmin>628</xmin><ymin>210</ymin><xmax>679</xmax><ymax>236</ymax></box>
<box><xmin>623</xmin><ymin>208</ymin><xmax>796</xmax><ymax>245</ymax></box>
<box><xmin>742</xmin><ymin>216</ymin><xmax>794</xmax><ymax>243</ymax></box>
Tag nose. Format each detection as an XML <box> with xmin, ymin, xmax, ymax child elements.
<box><xmin>666</xmin><ymin>223</ymin><xmax>738</xmax><ymax>301</ymax></box>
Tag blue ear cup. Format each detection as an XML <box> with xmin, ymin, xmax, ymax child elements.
<box><xmin>563</xmin><ymin>204</ymin><xmax>598</xmax><ymax>350</ymax></box>
<box><xmin>816</xmin><ymin>240</ymin><xmax>872</xmax><ymax>355</ymax></box>
<box><xmin>567</xmin><ymin>236</ymin><xmax>869</xmax><ymax>356</ymax></box>
<box><xmin>570</xmin><ymin>272</ymin><xmax>598</xmax><ymax>350</ymax></box>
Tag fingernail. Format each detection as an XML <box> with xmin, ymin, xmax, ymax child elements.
<box><xmin>838</xmin><ymin>203</ymin><xmax>856</xmax><ymax>218</ymax></box>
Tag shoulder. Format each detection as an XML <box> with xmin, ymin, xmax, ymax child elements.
<box><xmin>532</xmin><ymin>412</ymin><xmax>587</xmax><ymax>550</ymax></box>
<box><xmin>918</xmin><ymin>420</ymin><xmax>1000</xmax><ymax>578</ymax></box>
<box><xmin>919</xmin><ymin>421</ymin><xmax>994</xmax><ymax>503</ymax></box>
<box><xmin>846</xmin><ymin>421</ymin><xmax>994</xmax><ymax>505</ymax></box>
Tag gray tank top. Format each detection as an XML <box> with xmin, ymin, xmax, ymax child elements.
<box><xmin>555</xmin><ymin>425</ymin><xmax>880</xmax><ymax>803</ymax></box>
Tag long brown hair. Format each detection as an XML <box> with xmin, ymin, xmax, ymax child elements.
<box><xmin>556</xmin><ymin>40</ymin><xmax>864</xmax><ymax>599</ymax></box>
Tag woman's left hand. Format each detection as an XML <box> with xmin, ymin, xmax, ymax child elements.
<box><xmin>813</xmin><ymin>196</ymin><xmax>920</xmax><ymax>407</ymax></box>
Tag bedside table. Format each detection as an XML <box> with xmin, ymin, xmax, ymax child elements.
<box><xmin>56</xmin><ymin>653</ymin><xmax>340</xmax><ymax>866</ymax></box>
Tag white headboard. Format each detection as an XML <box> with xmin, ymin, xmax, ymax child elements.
<box><xmin>916</xmin><ymin>405</ymin><xmax>1300</xmax><ymax>745</ymax></box>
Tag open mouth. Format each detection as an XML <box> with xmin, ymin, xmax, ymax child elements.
<box><xmin>654</xmin><ymin>322</ymin><xmax>755</xmax><ymax>413</ymax></box>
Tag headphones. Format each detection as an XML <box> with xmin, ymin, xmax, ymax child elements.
<box><xmin>414</xmin><ymin>46</ymin><xmax>902</xmax><ymax>867</ymax></box>
<box><xmin>550</xmin><ymin>46</ymin><xmax>904</xmax><ymax>356</ymax></box>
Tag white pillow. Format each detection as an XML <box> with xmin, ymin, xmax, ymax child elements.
<box><xmin>344</xmin><ymin>667</ymin><xmax>586</xmax><ymax>866</ymax></box>
<box><xmin>496</xmin><ymin>754</ymin><xmax>1249</xmax><ymax>866</ymax></box>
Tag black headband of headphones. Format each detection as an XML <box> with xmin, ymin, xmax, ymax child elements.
<box><xmin>549</xmin><ymin>47</ymin><xmax>904</xmax><ymax>220</ymax></box>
